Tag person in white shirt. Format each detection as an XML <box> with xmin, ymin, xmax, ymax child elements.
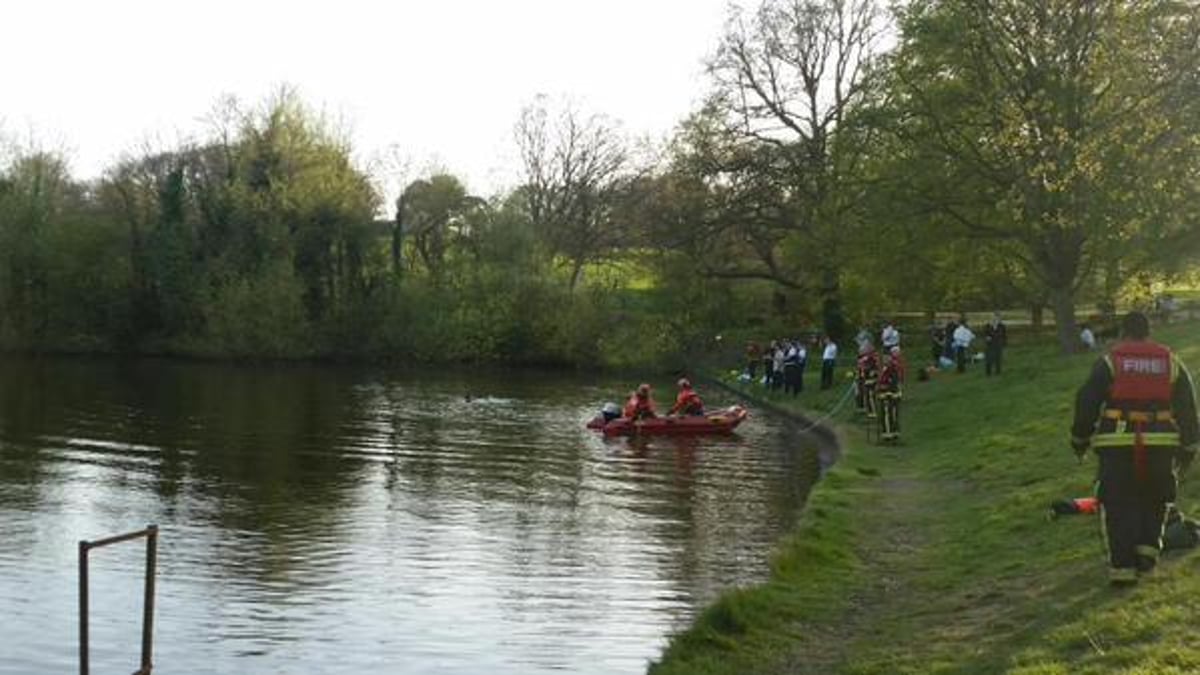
<box><xmin>772</xmin><ymin>343</ymin><xmax>786</xmax><ymax>390</ymax></box>
<box><xmin>952</xmin><ymin>319</ymin><xmax>975</xmax><ymax>373</ymax></box>
<box><xmin>1080</xmin><ymin>324</ymin><xmax>1096</xmax><ymax>350</ymax></box>
<box><xmin>821</xmin><ymin>337</ymin><xmax>839</xmax><ymax>390</ymax></box>
<box><xmin>881</xmin><ymin>321</ymin><xmax>900</xmax><ymax>351</ymax></box>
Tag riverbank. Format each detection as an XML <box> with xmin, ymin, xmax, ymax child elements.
<box><xmin>652</xmin><ymin>322</ymin><xmax>1200</xmax><ymax>674</ymax></box>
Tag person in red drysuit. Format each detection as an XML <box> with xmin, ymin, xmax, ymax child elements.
<box><xmin>623</xmin><ymin>383</ymin><xmax>657</xmax><ymax>420</ymax></box>
<box><xmin>669</xmin><ymin>378</ymin><xmax>705</xmax><ymax>416</ymax></box>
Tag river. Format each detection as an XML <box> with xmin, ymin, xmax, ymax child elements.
<box><xmin>0</xmin><ymin>357</ymin><xmax>826</xmax><ymax>674</ymax></box>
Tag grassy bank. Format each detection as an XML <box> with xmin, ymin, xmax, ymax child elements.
<box><xmin>652</xmin><ymin>322</ymin><xmax>1200</xmax><ymax>674</ymax></box>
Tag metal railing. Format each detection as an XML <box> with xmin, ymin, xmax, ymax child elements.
<box><xmin>79</xmin><ymin>524</ymin><xmax>158</xmax><ymax>675</ymax></box>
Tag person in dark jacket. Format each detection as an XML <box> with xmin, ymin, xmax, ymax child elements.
<box><xmin>983</xmin><ymin>312</ymin><xmax>1008</xmax><ymax>376</ymax></box>
<box><xmin>930</xmin><ymin>323</ymin><xmax>945</xmax><ymax>366</ymax></box>
<box><xmin>1071</xmin><ymin>311</ymin><xmax>1199</xmax><ymax>585</ymax></box>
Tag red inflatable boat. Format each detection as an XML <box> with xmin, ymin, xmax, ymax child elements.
<box><xmin>586</xmin><ymin>405</ymin><xmax>749</xmax><ymax>436</ymax></box>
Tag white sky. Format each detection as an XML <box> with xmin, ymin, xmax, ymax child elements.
<box><xmin>1</xmin><ymin>0</ymin><xmax>733</xmax><ymax>196</ymax></box>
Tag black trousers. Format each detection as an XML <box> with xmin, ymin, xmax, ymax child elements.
<box><xmin>955</xmin><ymin>346</ymin><xmax>968</xmax><ymax>373</ymax></box>
<box><xmin>1098</xmin><ymin>449</ymin><xmax>1177</xmax><ymax>572</ymax></box>
<box><xmin>821</xmin><ymin>359</ymin><xmax>835</xmax><ymax>389</ymax></box>
<box><xmin>783</xmin><ymin>363</ymin><xmax>803</xmax><ymax>395</ymax></box>
<box><xmin>985</xmin><ymin>346</ymin><xmax>1003</xmax><ymax>375</ymax></box>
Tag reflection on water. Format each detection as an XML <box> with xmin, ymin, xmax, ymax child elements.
<box><xmin>0</xmin><ymin>358</ymin><xmax>825</xmax><ymax>674</ymax></box>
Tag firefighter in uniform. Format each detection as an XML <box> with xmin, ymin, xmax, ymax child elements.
<box><xmin>1071</xmin><ymin>312</ymin><xmax>1199</xmax><ymax>585</ymax></box>
<box><xmin>878</xmin><ymin>349</ymin><xmax>903</xmax><ymax>443</ymax></box>
<box><xmin>856</xmin><ymin>344</ymin><xmax>880</xmax><ymax>419</ymax></box>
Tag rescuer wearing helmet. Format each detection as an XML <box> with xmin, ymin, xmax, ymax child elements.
<box><xmin>669</xmin><ymin>378</ymin><xmax>705</xmax><ymax>416</ymax></box>
<box><xmin>1071</xmin><ymin>311</ymin><xmax>1199</xmax><ymax>586</ymax></box>
<box><xmin>623</xmin><ymin>383</ymin><xmax>658</xmax><ymax>420</ymax></box>
<box><xmin>856</xmin><ymin>343</ymin><xmax>880</xmax><ymax>419</ymax></box>
<box><xmin>877</xmin><ymin>349</ymin><xmax>903</xmax><ymax>444</ymax></box>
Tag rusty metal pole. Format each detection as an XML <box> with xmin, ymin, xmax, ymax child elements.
<box><xmin>79</xmin><ymin>539</ymin><xmax>89</xmax><ymax>675</ymax></box>
<box><xmin>140</xmin><ymin>525</ymin><xmax>158</xmax><ymax>674</ymax></box>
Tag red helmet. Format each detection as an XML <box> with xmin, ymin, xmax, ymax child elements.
<box><xmin>677</xmin><ymin>378</ymin><xmax>692</xmax><ymax>389</ymax></box>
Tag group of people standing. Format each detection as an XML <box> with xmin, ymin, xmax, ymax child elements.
<box><xmin>854</xmin><ymin>320</ymin><xmax>906</xmax><ymax>444</ymax></box>
<box><xmin>745</xmin><ymin>335</ymin><xmax>843</xmax><ymax>396</ymax></box>
<box><xmin>928</xmin><ymin>313</ymin><xmax>1008</xmax><ymax>376</ymax></box>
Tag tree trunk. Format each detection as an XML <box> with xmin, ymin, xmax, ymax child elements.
<box><xmin>820</xmin><ymin>268</ymin><xmax>846</xmax><ymax>343</ymax></box>
<box><xmin>569</xmin><ymin>259</ymin><xmax>584</xmax><ymax>292</ymax></box>
<box><xmin>1049</xmin><ymin>286</ymin><xmax>1078</xmax><ymax>355</ymax></box>
<box><xmin>392</xmin><ymin>196</ymin><xmax>405</xmax><ymax>280</ymax></box>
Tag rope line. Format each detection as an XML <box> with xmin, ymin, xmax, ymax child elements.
<box><xmin>785</xmin><ymin>382</ymin><xmax>858</xmax><ymax>433</ymax></box>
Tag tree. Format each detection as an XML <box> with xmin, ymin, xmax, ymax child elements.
<box><xmin>700</xmin><ymin>0</ymin><xmax>891</xmax><ymax>338</ymax></box>
<box><xmin>398</xmin><ymin>173</ymin><xmax>484</xmax><ymax>282</ymax></box>
<box><xmin>515</xmin><ymin>97</ymin><xmax>633</xmax><ymax>291</ymax></box>
<box><xmin>0</xmin><ymin>150</ymin><xmax>79</xmax><ymax>343</ymax></box>
<box><xmin>886</xmin><ymin>0</ymin><xmax>1200</xmax><ymax>352</ymax></box>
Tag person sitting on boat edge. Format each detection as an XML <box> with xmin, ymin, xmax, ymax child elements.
<box><xmin>669</xmin><ymin>378</ymin><xmax>705</xmax><ymax>416</ymax></box>
<box><xmin>623</xmin><ymin>383</ymin><xmax>658</xmax><ymax>420</ymax></box>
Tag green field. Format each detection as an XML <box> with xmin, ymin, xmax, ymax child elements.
<box><xmin>652</xmin><ymin>321</ymin><xmax>1200</xmax><ymax>674</ymax></box>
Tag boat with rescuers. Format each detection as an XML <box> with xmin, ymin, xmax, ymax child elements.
<box><xmin>586</xmin><ymin>403</ymin><xmax>750</xmax><ymax>436</ymax></box>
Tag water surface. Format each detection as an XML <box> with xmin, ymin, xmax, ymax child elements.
<box><xmin>0</xmin><ymin>358</ymin><xmax>824</xmax><ymax>674</ymax></box>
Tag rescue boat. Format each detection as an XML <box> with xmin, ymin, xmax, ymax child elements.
<box><xmin>586</xmin><ymin>405</ymin><xmax>749</xmax><ymax>436</ymax></box>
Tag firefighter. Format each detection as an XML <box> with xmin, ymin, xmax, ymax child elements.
<box><xmin>878</xmin><ymin>349</ymin><xmax>903</xmax><ymax>443</ymax></box>
<box><xmin>1071</xmin><ymin>311</ymin><xmax>1199</xmax><ymax>586</ymax></box>
<box><xmin>669</xmin><ymin>378</ymin><xmax>705</xmax><ymax>416</ymax></box>
<box><xmin>623</xmin><ymin>383</ymin><xmax>658</xmax><ymax>420</ymax></box>
<box><xmin>856</xmin><ymin>344</ymin><xmax>880</xmax><ymax>418</ymax></box>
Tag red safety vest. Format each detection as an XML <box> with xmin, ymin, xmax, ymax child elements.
<box><xmin>1099</xmin><ymin>340</ymin><xmax>1179</xmax><ymax>480</ymax></box>
<box><xmin>624</xmin><ymin>394</ymin><xmax>656</xmax><ymax>419</ymax></box>
<box><xmin>857</xmin><ymin>351</ymin><xmax>879</xmax><ymax>382</ymax></box>
<box><xmin>1108</xmin><ymin>341</ymin><xmax>1174</xmax><ymax>407</ymax></box>
<box><xmin>671</xmin><ymin>389</ymin><xmax>704</xmax><ymax>415</ymax></box>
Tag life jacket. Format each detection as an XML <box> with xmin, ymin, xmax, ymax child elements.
<box><xmin>856</xmin><ymin>351</ymin><xmax>879</xmax><ymax>384</ymax></box>
<box><xmin>624</xmin><ymin>394</ymin><xmax>656</xmax><ymax>420</ymax></box>
<box><xmin>1108</xmin><ymin>341</ymin><xmax>1174</xmax><ymax>405</ymax></box>
<box><xmin>672</xmin><ymin>389</ymin><xmax>704</xmax><ymax>416</ymax></box>
<box><xmin>1094</xmin><ymin>341</ymin><xmax>1180</xmax><ymax>479</ymax></box>
<box><xmin>878</xmin><ymin>362</ymin><xmax>902</xmax><ymax>395</ymax></box>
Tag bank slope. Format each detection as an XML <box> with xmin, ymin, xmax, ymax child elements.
<box><xmin>651</xmin><ymin>322</ymin><xmax>1200</xmax><ymax>675</ymax></box>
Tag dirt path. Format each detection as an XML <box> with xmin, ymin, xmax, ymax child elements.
<box><xmin>770</xmin><ymin>472</ymin><xmax>936</xmax><ymax>674</ymax></box>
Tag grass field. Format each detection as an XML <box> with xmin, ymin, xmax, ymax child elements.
<box><xmin>651</xmin><ymin>321</ymin><xmax>1200</xmax><ymax>674</ymax></box>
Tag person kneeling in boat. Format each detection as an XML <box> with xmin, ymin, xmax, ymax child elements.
<box><xmin>669</xmin><ymin>378</ymin><xmax>705</xmax><ymax>416</ymax></box>
<box><xmin>624</xmin><ymin>383</ymin><xmax>658</xmax><ymax>420</ymax></box>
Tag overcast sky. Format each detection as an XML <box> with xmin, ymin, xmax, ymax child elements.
<box><xmin>2</xmin><ymin>0</ymin><xmax>733</xmax><ymax>195</ymax></box>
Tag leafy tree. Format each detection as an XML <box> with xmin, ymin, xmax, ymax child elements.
<box><xmin>886</xmin><ymin>0</ymin><xmax>1200</xmax><ymax>352</ymax></box>
<box><xmin>0</xmin><ymin>150</ymin><xmax>78</xmax><ymax>344</ymax></box>
<box><xmin>398</xmin><ymin>173</ymin><xmax>485</xmax><ymax>282</ymax></box>
<box><xmin>696</xmin><ymin>0</ymin><xmax>891</xmax><ymax>339</ymax></box>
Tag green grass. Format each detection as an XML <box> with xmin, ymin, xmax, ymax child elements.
<box><xmin>651</xmin><ymin>321</ymin><xmax>1200</xmax><ymax>674</ymax></box>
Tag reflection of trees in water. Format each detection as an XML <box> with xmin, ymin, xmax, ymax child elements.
<box><xmin>615</xmin><ymin>425</ymin><xmax>827</xmax><ymax>614</ymax></box>
<box><xmin>0</xmin><ymin>358</ymin><xmax>372</xmax><ymax>588</ymax></box>
<box><xmin>0</xmin><ymin>360</ymin><xmax>830</xmax><ymax>659</ymax></box>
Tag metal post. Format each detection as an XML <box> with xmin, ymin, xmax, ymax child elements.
<box><xmin>139</xmin><ymin>525</ymin><xmax>158</xmax><ymax>675</ymax></box>
<box><xmin>78</xmin><ymin>525</ymin><xmax>158</xmax><ymax>675</ymax></box>
<box><xmin>79</xmin><ymin>540</ymin><xmax>89</xmax><ymax>675</ymax></box>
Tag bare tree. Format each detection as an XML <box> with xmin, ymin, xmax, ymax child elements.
<box><xmin>704</xmin><ymin>0</ymin><xmax>891</xmax><ymax>333</ymax></box>
<box><xmin>515</xmin><ymin>97</ymin><xmax>632</xmax><ymax>291</ymax></box>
